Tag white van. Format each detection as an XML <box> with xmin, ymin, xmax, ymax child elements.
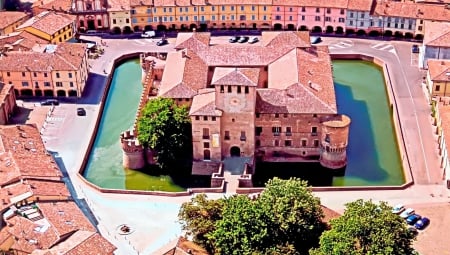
<box><xmin>141</xmin><ymin>31</ymin><xmax>156</xmax><ymax>38</ymax></box>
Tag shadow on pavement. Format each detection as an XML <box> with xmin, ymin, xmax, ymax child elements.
<box><xmin>48</xmin><ymin>150</ymin><xmax>100</xmax><ymax>228</ymax></box>
<box><xmin>79</xmin><ymin>73</ymin><xmax>108</xmax><ymax>105</ymax></box>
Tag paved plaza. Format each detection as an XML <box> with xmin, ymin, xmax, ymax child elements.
<box><xmin>16</xmin><ymin>35</ymin><xmax>450</xmax><ymax>254</ymax></box>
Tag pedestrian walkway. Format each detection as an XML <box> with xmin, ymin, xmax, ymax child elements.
<box><xmin>371</xmin><ymin>42</ymin><xmax>395</xmax><ymax>53</ymax></box>
<box><xmin>328</xmin><ymin>40</ymin><xmax>353</xmax><ymax>50</ymax></box>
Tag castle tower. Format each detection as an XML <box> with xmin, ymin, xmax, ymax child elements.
<box><xmin>120</xmin><ymin>130</ymin><xmax>145</xmax><ymax>169</ymax></box>
<box><xmin>319</xmin><ymin>114</ymin><xmax>351</xmax><ymax>169</ymax></box>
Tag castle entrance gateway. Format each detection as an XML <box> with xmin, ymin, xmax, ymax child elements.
<box><xmin>230</xmin><ymin>146</ymin><xmax>240</xmax><ymax>157</ymax></box>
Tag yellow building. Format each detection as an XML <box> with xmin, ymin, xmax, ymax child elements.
<box><xmin>0</xmin><ymin>11</ymin><xmax>30</xmax><ymax>36</ymax></box>
<box><xmin>427</xmin><ymin>59</ymin><xmax>450</xmax><ymax>99</ymax></box>
<box><xmin>108</xmin><ymin>0</ymin><xmax>132</xmax><ymax>33</ymax></box>
<box><xmin>152</xmin><ymin>0</ymin><xmax>176</xmax><ymax>30</ymax></box>
<box><xmin>15</xmin><ymin>11</ymin><xmax>75</xmax><ymax>44</ymax></box>
<box><xmin>130</xmin><ymin>0</ymin><xmax>153</xmax><ymax>31</ymax></box>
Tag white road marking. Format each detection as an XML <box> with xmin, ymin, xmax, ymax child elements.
<box><xmin>379</xmin><ymin>45</ymin><xmax>393</xmax><ymax>51</ymax></box>
<box><xmin>372</xmin><ymin>42</ymin><xmax>385</xmax><ymax>48</ymax></box>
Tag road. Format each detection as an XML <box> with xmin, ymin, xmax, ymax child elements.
<box><xmin>33</xmin><ymin>35</ymin><xmax>450</xmax><ymax>254</ymax></box>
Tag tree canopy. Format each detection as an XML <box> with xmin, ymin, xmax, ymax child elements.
<box><xmin>136</xmin><ymin>98</ymin><xmax>191</xmax><ymax>171</ymax></box>
<box><xmin>178</xmin><ymin>178</ymin><xmax>325</xmax><ymax>255</ymax></box>
<box><xmin>309</xmin><ymin>199</ymin><xmax>416</xmax><ymax>255</ymax></box>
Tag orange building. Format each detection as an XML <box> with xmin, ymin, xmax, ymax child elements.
<box><xmin>0</xmin><ymin>11</ymin><xmax>30</xmax><ymax>36</ymax></box>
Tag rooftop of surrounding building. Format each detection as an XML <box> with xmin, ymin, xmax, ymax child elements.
<box><xmin>0</xmin><ymin>11</ymin><xmax>29</xmax><ymax>30</ymax></box>
<box><xmin>32</xmin><ymin>0</ymin><xmax>72</xmax><ymax>13</ymax></box>
<box><xmin>108</xmin><ymin>0</ymin><xmax>132</xmax><ymax>11</ymax></box>
<box><xmin>161</xmin><ymin>31</ymin><xmax>336</xmax><ymax>115</ymax></box>
<box><xmin>0</xmin><ymin>42</ymin><xmax>87</xmax><ymax>72</ymax></box>
<box><xmin>153</xmin><ymin>236</ymin><xmax>210</xmax><ymax>255</ymax></box>
<box><xmin>427</xmin><ymin>59</ymin><xmax>450</xmax><ymax>81</ymax></box>
<box><xmin>424</xmin><ymin>21</ymin><xmax>450</xmax><ymax>47</ymax></box>
<box><xmin>373</xmin><ymin>1</ymin><xmax>450</xmax><ymax>22</ymax></box>
<box><xmin>0</xmin><ymin>30</ymin><xmax>48</xmax><ymax>51</ymax></box>
<box><xmin>17</xmin><ymin>11</ymin><xmax>75</xmax><ymax>36</ymax></box>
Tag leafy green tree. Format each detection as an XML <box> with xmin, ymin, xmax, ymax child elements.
<box><xmin>178</xmin><ymin>194</ymin><xmax>224</xmax><ymax>253</ymax></box>
<box><xmin>259</xmin><ymin>178</ymin><xmax>325</xmax><ymax>254</ymax></box>
<box><xmin>137</xmin><ymin>98</ymin><xmax>191</xmax><ymax>172</ymax></box>
<box><xmin>309</xmin><ymin>199</ymin><xmax>416</xmax><ymax>255</ymax></box>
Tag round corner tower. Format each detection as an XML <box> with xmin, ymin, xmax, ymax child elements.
<box><xmin>319</xmin><ymin>114</ymin><xmax>351</xmax><ymax>169</ymax></box>
<box><xmin>120</xmin><ymin>130</ymin><xmax>145</xmax><ymax>169</ymax></box>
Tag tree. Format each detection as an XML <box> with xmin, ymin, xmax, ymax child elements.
<box><xmin>258</xmin><ymin>178</ymin><xmax>325</xmax><ymax>254</ymax></box>
<box><xmin>309</xmin><ymin>199</ymin><xmax>416</xmax><ymax>255</ymax></box>
<box><xmin>178</xmin><ymin>194</ymin><xmax>224</xmax><ymax>253</ymax></box>
<box><xmin>137</xmin><ymin>98</ymin><xmax>191</xmax><ymax>172</ymax></box>
<box><xmin>178</xmin><ymin>178</ymin><xmax>326</xmax><ymax>255</ymax></box>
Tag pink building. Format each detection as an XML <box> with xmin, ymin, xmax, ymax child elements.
<box><xmin>272</xmin><ymin>0</ymin><xmax>348</xmax><ymax>34</ymax></box>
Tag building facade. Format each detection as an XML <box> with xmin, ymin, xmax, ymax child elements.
<box><xmin>108</xmin><ymin>0</ymin><xmax>132</xmax><ymax>33</ymax></box>
<box><xmin>0</xmin><ymin>43</ymin><xmax>89</xmax><ymax>97</ymax></box>
<box><xmin>122</xmin><ymin>32</ymin><xmax>351</xmax><ymax>175</ymax></box>
<box><xmin>420</xmin><ymin>21</ymin><xmax>450</xmax><ymax>69</ymax></box>
<box><xmin>0</xmin><ymin>11</ymin><xmax>30</xmax><ymax>36</ymax></box>
<box><xmin>130</xmin><ymin>0</ymin><xmax>153</xmax><ymax>32</ymax></box>
<box><xmin>71</xmin><ymin>0</ymin><xmax>109</xmax><ymax>32</ymax></box>
<box><xmin>426</xmin><ymin>59</ymin><xmax>450</xmax><ymax>99</ymax></box>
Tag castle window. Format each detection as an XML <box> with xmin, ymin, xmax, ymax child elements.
<box><xmin>204</xmin><ymin>142</ymin><xmax>210</xmax><ymax>148</ymax></box>
<box><xmin>212</xmin><ymin>117</ymin><xmax>216</xmax><ymax>121</ymax></box>
<box><xmin>256</xmin><ymin>140</ymin><xmax>260</xmax><ymax>147</ymax></box>
<box><xmin>311</xmin><ymin>127</ymin><xmax>318</xmax><ymax>136</ymax></box>
<box><xmin>237</xmin><ymin>86</ymin><xmax>241</xmax><ymax>94</ymax></box>
<box><xmin>325</xmin><ymin>134</ymin><xmax>331</xmax><ymax>143</ymax></box>
<box><xmin>220</xmin><ymin>85</ymin><xmax>224</xmax><ymax>93</ymax></box>
<box><xmin>224</xmin><ymin>131</ymin><xmax>230</xmax><ymax>140</ymax></box>
<box><xmin>272</xmin><ymin>126</ymin><xmax>281</xmax><ymax>136</ymax></box>
<box><xmin>313</xmin><ymin>114</ymin><xmax>317</xmax><ymax>118</ymax></box>
<box><xmin>283</xmin><ymin>113</ymin><xmax>288</xmax><ymax>118</ymax></box>
<box><xmin>203</xmin><ymin>150</ymin><xmax>211</xmax><ymax>160</ymax></box>
<box><xmin>227</xmin><ymin>85</ymin><xmax>232</xmax><ymax>93</ymax></box>
<box><xmin>285</xmin><ymin>140</ymin><xmax>292</xmax><ymax>147</ymax></box>
<box><xmin>436</xmin><ymin>85</ymin><xmax>440</xmax><ymax>92</ymax></box>
<box><xmin>203</xmin><ymin>128</ymin><xmax>210</xmax><ymax>139</ymax></box>
<box><xmin>301</xmin><ymin>139</ymin><xmax>307</xmax><ymax>147</ymax></box>
<box><xmin>204</xmin><ymin>116</ymin><xmax>208</xmax><ymax>121</ymax></box>
<box><xmin>274</xmin><ymin>140</ymin><xmax>279</xmax><ymax>146</ymax></box>
<box><xmin>255</xmin><ymin>126</ymin><xmax>262</xmax><ymax>136</ymax></box>
<box><xmin>256</xmin><ymin>113</ymin><xmax>260</xmax><ymax>118</ymax></box>
<box><xmin>275</xmin><ymin>113</ymin><xmax>279</xmax><ymax>118</ymax></box>
<box><xmin>286</xmin><ymin>127</ymin><xmax>292</xmax><ymax>136</ymax></box>
<box><xmin>245</xmin><ymin>86</ymin><xmax>249</xmax><ymax>94</ymax></box>
<box><xmin>240</xmin><ymin>131</ymin><xmax>246</xmax><ymax>141</ymax></box>
<box><xmin>195</xmin><ymin>116</ymin><xmax>200</xmax><ymax>120</ymax></box>
<box><xmin>314</xmin><ymin>139</ymin><xmax>319</xmax><ymax>147</ymax></box>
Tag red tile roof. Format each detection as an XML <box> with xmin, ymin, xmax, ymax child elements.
<box><xmin>0</xmin><ymin>125</ymin><xmax>61</xmax><ymax>179</ymax></box>
<box><xmin>373</xmin><ymin>1</ymin><xmax>450</xmax><ymax>22</ymax></box>
<box><xmin>189</xmin><ymin>89</ymin><xmax>222</xmax><ymax>116</ymax></box>
<box><xmin>424</xmin><ymin>21</ymin><xmax>450</xmax><ymax>47</ymax></box>
<box><xmin>27</xmin><ymin>179</ymin><xmax>71</xmax><ymax>197</ymax></box>
<box><xmin>211</xmin><ymin>68</ymin><xmax>259</xmax><ymax>87</ymax></box>
<box><xmin>32</xmin><ymin>0</ymin><xmax>72</xmax><ymax>13</ymax></box>
<box><xmin>18</xmin><ymin>11</ymin><xmax>75</xmax><ymax>36</ymax></box>
<box><xmin>0</xmin><ymin>30</ymin><xmax>48</xmax><ymax>51</ymax></box>
<box><xmin>108</xmin><ymin>0</ymin><xmax>132</xmax><ymax>11</ymax></box>
<box><xmin>347</xmin><ymin>0</ymin><xmax>373</xmax><ymax>11</ymax></box>
<box><xmin>65</xmin><ymin>233</ymin><xmax>116</xmax><ymax>255</ymax></box>
<box><xmin>154</xmin><ymin>236</ymin><xmax>209</xmax><ymax>255</ymax></box>
<box><xmin>130</xmin><ymin>0</ymin><xmax>154</xmax><ymax>6</ymax></box>
<box><xmin>428</xmin><ymin>59</ymin><xmax>450</xmax><ymax>81</ymax></box>
<box><xmin>0</xmin><ymin>11</ymin><xmax>29</xmax><ymax>30</ymax></box>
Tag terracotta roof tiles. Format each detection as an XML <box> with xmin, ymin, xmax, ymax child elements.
<box><xmin>428</xmin><ymin>59</ymin><xmax>450</xmax><ymax>81</ymax></box>
<box><xmin>65</xmin><ymin>233</ymin><xmax>116</xmax><ymax>255</ymax></box>
<box><xmin>0</xmin><ymin>11</ymin><xmax>29</xmax><ymax>30</ymax></box>
<box><xmin>211</xmin><ymin>68</ymin><xmax>259</xmax><ymax>86</ymax></box>
<box><xmin>347</xmin><ymin>0</ymin><xmax>373</xmax><ymax>11</ymax></box>
<box><xmin>18</xmin><ymin>11</ymin><xmax>75</xmax><ymax>36</ymax></box>
<box><xmin>189</xmin><ymin>89</ymin><xmax>222</xmax><ymax>116</ymax></box>
<box><xmin>424</xmin><ymin>21</ymin><xmax>450</xmax><ymax>47</ymax></box>
<box><xmin>108</xmin><ymin>0</ymin><xmax>132</xmax><ymax>11</ymax></box>
<box><xmin>32</xmin><ymin>0</ymin><xmax>72</xmax><ymax>13</ymax></box>
<box><xmin>130</xmin><ymin>0</ymin><xmax>154</xmax><ymax>6</ymax></box>
<box><xmin>373</xmin><ymin>1</ymin><xmax>450</xmax><ymax>22</ymax></box>
<box><xmin>0</xmin><ymin>30</ymin><xmax>48</xmax><ymax>51</ymax></box>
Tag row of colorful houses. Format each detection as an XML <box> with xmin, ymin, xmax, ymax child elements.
<box><xmin>27</xmin><ymin>0</ymin><xmax>450</xmax><ymax>40</ymax></box>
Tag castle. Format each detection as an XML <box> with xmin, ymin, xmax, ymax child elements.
<box><xmin>121</xmin><ymin>31</ymin><xmax>350</xmax><ymax>178</ymax></box>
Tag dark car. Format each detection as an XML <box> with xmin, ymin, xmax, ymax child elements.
<box><xmin>407</xmin><ymin>227</ymin><xmax>418</xmax><ymax>237</ymax></box>
<box><xmin>311</xmin><ymin>36</ymin><xmax>322</xmax><ymax>44</ymax></box>
<box><xmin>229</xmin><ymin>36</ymin><xmax>240</xmax><ymax>43</ymax></box>
<box><xmin>406</xmin><ymin>214</ymin><xmax>421</xmax><ymax>225</ymax></box>
<box><xmin>238</xmin><ymin>36</ymin><xmax>249</xmax><ymax>43</ymax></box>
<box><xmin>40</xmin><ymin>99</ymin><xmax>59</xmax><ymax>106</ymax></box>
<box><xmin>156</xmin><ymin>38</ymin><xmax>168</xmax><ymax>46</ymax></box>
<box><xmin>77</xmin><ymin>107</ymin><xmax>86</xmax><ymax>116</ymax></box>
<box><xmin>412</xmin><ymin>44</ymin><xmax>419</xmax><ymax>53</ymax></box>
<box><xmin>414</xmin><ymin>217</ymin><xmax>430</xmax><ymax>230</ymax></box>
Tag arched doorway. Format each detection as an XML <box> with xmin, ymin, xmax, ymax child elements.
<box><xmin>356</xmin><ymin>29</ymin><xmax>366</xmax><ymax>36</ymax></box>
<box><xmin>273</xmin><ymin>23</ymin><xmax>282</xmax><ymax>31</ymax></box>
<box><xmin>203</xmin><ymin>149</ymin><xmax>210</xmax><ymax>160</ymax></box>
<box><xmin>111</xmin><ymin>27</ymin><xmax>121</xmax><ymax>34</ymax></box>
<box><xmin>34</xmin><ymin>89</ymin><xmax>43</xmax><ymax>97</ymax></box>
<box><xmin>287</xmin><ymin>24</ymin><xmax>295</xmax><ymax>31</ymax></box>
<box><xmin>157</xmin><ymin>24</ymin><xmax>167</xmax><ymax>31</ymax></box>
<box><xmin>326</xmin><ymin>26</ymin><xmax>333</xmax><ymax>33</ymax></box>
<box><xmin>57</xmin><ymin>90</ymin><xmax>66</xmax><ymax>97</ymax></box>
<box><xmin>312</xmin><ymin>26</ymin><xmax>322</xmax><ymax>33</ymax></box>
<box><xmin>336</xmin><ymin>26</ymin><xmax>344</xmax><ymax>34</ymax></box>
<box><xmin>144</xmin><ymin>25</ymin><xmax>153</xmax><ymax>31</ymax></box>
<box><xmin>189</xmin><ymin>24</ymin><xmax>197</xmax><ymax>30</ymax></box>
<box><xmin>68</xmin><ymin>90</ymin><xmax>78</xmax><ymax>97</ymax></box>
<box><xmin>368</xmin><ymin>30</ymin><xmax>380</xmax><ymax>37</ymax></box>
<box><xmin>21</xmin><ymin>89</ymin><xmax>33</xmax><ymax>96</ymax></box>
<box><xmin>44</xmin><ymin>90</ymin><xmax>54</xmax><ymax>97</ymax></box>
<box><xmin>230</xmin><ymin>146</ymin><xmax>240</xmax><ymax>157</ymax></box>
<box><xmin>133</xmin><ymin>26</ymin><xmax>141</xmax><ymax>32</ymax></box>
<box><xmin>123</xmin><ymin>26</ymin><xmax>132</xmax><ymax>34</ymax></box>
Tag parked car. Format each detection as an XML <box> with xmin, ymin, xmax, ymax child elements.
<box><xmin>248</xmin><ymin>37</ymin><xmax>259</xmax><ymax>44</ymax></box>
<box><xmin>229</xmin><ymin>36</ymin><xmax>240</xmax><ymax>43</ymax></box>
<box><xmin>238</xmin><ymin>36</ymin><xmax>249</xmax><ymax>43</ymax></box>
<box><xmin>40</xmin><ymin>99</ymin><xmax>59</xmax><ymax>106</ymax></box>
<box><xmin>414</xmin><ymin>217</ymin><xmax>430</xmax><ymax>230</ymax></box>
<box><xmin>311</xmin><ymin>36</ymin><xmax>322</xmax><ymax>44</ymax></box>
<box><xmin>156</xmin><ymin>38</ymin><xmax>168</xmax><ymax>46</ymax></box>
<box><xmin>77</xmin><ymin>107</ymin><xmax>86</xmax><ymax>116</ymax></box>
<box><xmin>400</xmin><ymin>208</ymin><xmax>415</xmax><ymax>218</ymax></box>
<box><xmin>412</xmin><ymin>44</ymin><xmax>419</xmax><ymax>53</ymax></box>
<box><xmin>141</xmin><ymin>31</ymin><xmax>156</xmax><ymax>38</ymax></box>
<box><xmin>391</xmin><ymin>204</ymin><xmax>405</xmax><ymax>214</ymax></box>
<box><xmin>406</xmin><ymin>214</ymin><xmax>421</xmax><ymax>225</ymax></box>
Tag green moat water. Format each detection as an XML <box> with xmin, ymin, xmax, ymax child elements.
<box><xmin>83</xmin><ymin>59</ymin><xmax>405</xmax><ymax>190</ymax></box>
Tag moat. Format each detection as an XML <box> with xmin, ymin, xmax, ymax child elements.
<box><xmin>82</xmin><ymin>59</ymin><xmax>404</xmax><ymax>190</ymax></box>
